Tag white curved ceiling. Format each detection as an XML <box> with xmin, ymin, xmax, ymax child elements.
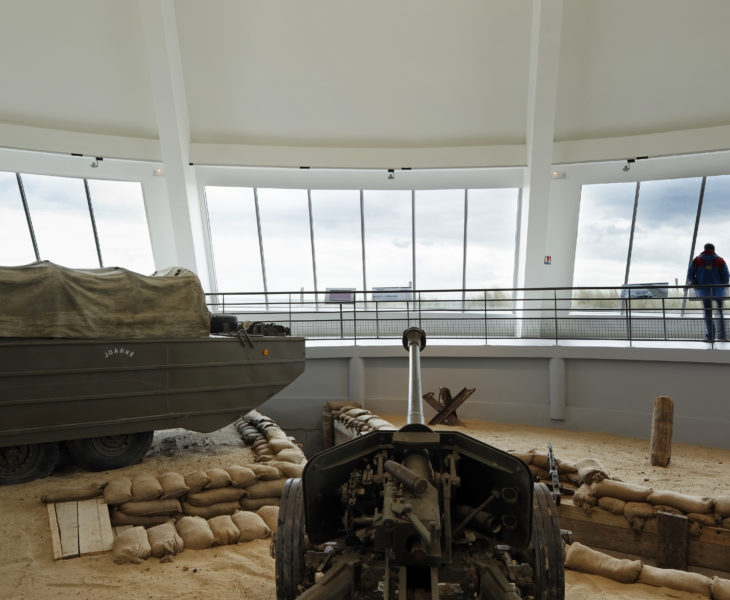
<box><xmin>1</xmin><ymin>0</ymin><xmax>728</xmax><ymax>168</ymax></box>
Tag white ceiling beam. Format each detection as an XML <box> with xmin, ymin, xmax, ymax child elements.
<box><xmin>139</xmin><ymin>0</ymin><xmax>211</xmax><ymax>285</ymax></box>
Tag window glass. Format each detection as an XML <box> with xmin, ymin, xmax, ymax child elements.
<box><xmin>21</xmin><ymin>173</ymin><xmax>99</xmax><ymax>268</ymax></box>
<box><xmin>363</xmin><ymin>190</ymin><xmax>412</xmax><ymax>292</ymax></box>
<box><xmin>465</xmin><ymin>188</ymin><xmax>518</xmax><ymax>289</ymax></box>
<box><xmin>205</xmin><ymin>186</ymin><xmax>264</xmax><ymax>304</ymax></box>
<box><xmin>573</xmin><ymin>182</ymin><xmax>636</xmax><ymax>288</ymax></box>
<box><xmin>257</xmin><ymin>188</ymin><xmax>314</xmax><ymax>299</ymax></box>
<box><xmin>0</xmin><ymin>172</ymin><xmax>36</xmax><ymax>265</ymax></box>
<box><xmin>415</xmin><ymin>189</ymin><xmax>464</xmax><ymax>293</ymax></box>
<box><xmin>695</xmin><ymin>175</ymin><xmax>730</xmax><ymax>262</ymax></box>
<box><xmin>87</xmin><ymin>179</ymin><xmax>155</xmax><ymax>274</ymax></box>
<box><xmin>629</xmin><ymin>178</ymin><xmax>701</xmax><ymax>286</ymax></box>
<box><xmin>310</xmin><ymin>190</ymin><xmax>363</xmax><ymax>294</ymax></box>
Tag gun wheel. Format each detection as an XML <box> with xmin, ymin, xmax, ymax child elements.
<box><xmin>275</xmin><ymin>477</ymin><xmax>306</xmax><ymax>600</ymax></box>
<box><xmin>530</xmin><ymin>482</ymin><xmax>565</xmax><ymax>600</ymax></box>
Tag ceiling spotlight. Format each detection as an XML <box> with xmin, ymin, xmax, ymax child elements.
<box><xmin>90</xmin><ymin>156</ymin><xmax>103</xmax><ymax>168</ymax></box>
<box><xmin>387</xmin><ymin>169</ymin><xmax>395</xmax><ymax>180</ymax></box>
<box><xmin>622</xmin><ymin>158</ymin><xmax>635</xmax><ymax>172</ymax></box>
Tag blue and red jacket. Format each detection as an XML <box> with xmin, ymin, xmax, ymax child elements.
<box><xmin>687</xmin><ymin>251</ymin><xmax>730</xmax><ymax>298</ymax></box>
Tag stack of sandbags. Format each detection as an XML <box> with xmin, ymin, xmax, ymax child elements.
<box><xmin>112</xmin><ymin>508</ymin><xmax>274</xmax><ymax>564</ymax></box>
<box><xmin>565</xmin><ymin>542</ymin><xmax>730</xmax><ymax>599</ymax></box>
<box><xmin>508</xmin><ymin>449</ymin><xmax>581</xmax><ymax>486</ymax></box>
<box><xmin>332</xmin><ymin>406</ymin><xmax>397</xmax><ymax>436</ymax></box>
<box><xmin>104</xmin><ymin>464</ymin><xmax>290</xmax><ymax>526</ymax></box>
<box><xmin>236</xmin><ymin>411</ymin><xmax>307</xmax><ymax>465</ymax></box>
<box><xmin>569</xmin><ymin>474</ymin><xmax>719</xmax><ymax>532</ymax></box>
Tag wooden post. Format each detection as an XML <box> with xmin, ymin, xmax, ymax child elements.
<box><xmin>650</xmin><ymin>396</ymin><xmax>674</xmax><ymax>467</ymax></box>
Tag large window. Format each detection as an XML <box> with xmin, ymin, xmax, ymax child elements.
<box><xmin>0</xmin><ymin>171</ymin><xmax>154</xmax><ymax>272</ymax></box>
<box><xmin>204</xmin><ymin>184</ymin><xmax>520</xmax><ymax>301</ymax></box>
<box><xmin>0</xmin><ymin>172</ymin><xmax>36</xmax><ymax>265</ymax></box>
<box><xmin>695</xmin><ymin>175</ymin><xmax>730</xmax><ymax>259</ymax></box>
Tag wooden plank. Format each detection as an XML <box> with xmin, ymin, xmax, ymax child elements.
<box><xmin>47</xmin><ymin>503</ymin><xmax>63</xmax><ymax>560</ymax></box>
<box><xmin>78</xmin><ymin>498</ymin><xmax>104</xmax><ymax>555</ymax></box>
<box><xmin>97</xmin><ymin>499</ymin><xmax>115</xmax><ymax>552</ymax></box>
<box><xmin>656</xmin><ymin>511</ymin><xmax>687</xmax><ymax>569</ymax></box>
<box><xmin>55</xmin><ymin>501</ymin><xmax>79</xmax><ymax>559</ymax></box>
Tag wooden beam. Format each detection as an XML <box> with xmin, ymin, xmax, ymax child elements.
<box><xmin>54</xmin><ymin>501</ymin><xmax>79</xmax><ymax>559</ymax></box>
<box><xmin>656</xmin><ymin>511</ymin><xmax>687</xmax><ymax>569</ymax></box>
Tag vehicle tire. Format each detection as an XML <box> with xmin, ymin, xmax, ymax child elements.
<box><xmin>530</xmin><ymin>482</ymin><xmax>565</xmax><ymax>600</ymax></box>
<box><xmin>0</xmin><ymin>442</ymin><xmax>60</xmax><ymax>486</ymax></box>
<box><xmin>275</xmin><ymin>478</ymin><xmax>306</xmax><ymax>600</ymax></box>
<box><xmin>66</xmin><ymin>431</ymin><xmax>154</xmax><ymax>471</ymax></box>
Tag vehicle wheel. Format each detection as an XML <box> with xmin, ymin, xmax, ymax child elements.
<box><xmin>530</xmin><ymin>482</ymin><xmax>565</xmax><ymax>600</ymax></box>
<box><xmin>275</xmin><ymin>478</ymin><xmax>306</xmax><ymax>600</ymax></box>
<box><xmin>0</xmin><ymin>442</ymin><xmax>59</xmax><ymax>486</ymax></box>
<box><xmin>66</xmin><ymin>431</ymin><xmax>154</xmax><ymax>471</ymax></box>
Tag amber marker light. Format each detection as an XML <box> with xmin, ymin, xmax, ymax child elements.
<box><xmin>262</xmin><ymin>348</ymin><xmax>270</xmax><ymax>356</ymax></box>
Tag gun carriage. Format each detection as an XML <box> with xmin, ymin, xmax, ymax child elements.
<box><xmin>275</xmin><ymin>328</ymin><xmax>564</xmax><ymax>600</ymax></box>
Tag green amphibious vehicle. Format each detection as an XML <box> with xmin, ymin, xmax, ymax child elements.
<box><xmin>0</xmin><ymin>262</ymin><xmax>305</xmax><ymax>485</ymax></box>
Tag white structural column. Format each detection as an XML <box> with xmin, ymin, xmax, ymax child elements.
<box><xmin>139</xmin><ymin>0</ymin><xmax>210</xmax><ymax>286</ymax></box>
<box><xmin>518</xmin><ymin>0</ymin><xmax>564</xmax><ymax>290</ymax></box>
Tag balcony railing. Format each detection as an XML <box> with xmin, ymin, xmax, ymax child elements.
<box><xmin>204</xmin><ymin>284</ymin><xmax>728</xmax><ymax>345</ymax></box>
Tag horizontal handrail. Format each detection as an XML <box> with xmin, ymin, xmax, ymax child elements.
<box><xmin>204</xmin><ymin>284</ymin><xmax>729</xmax><ymax>346</ymax></box>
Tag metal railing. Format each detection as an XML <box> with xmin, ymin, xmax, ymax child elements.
<box><xmin>204</xmin><ymin>284</ymin><xmax>728</xmax><ymax>345</ymax></box>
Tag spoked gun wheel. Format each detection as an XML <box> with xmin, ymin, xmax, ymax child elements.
<box><xmin>275</xmin><ymin>478</ymin><xmax>306</xmax><ymax>600</ymax></box>
<box><xmin>530</xmin><ymin>482</ymin><xmax>565</xmax><ymax>600</ymax></box>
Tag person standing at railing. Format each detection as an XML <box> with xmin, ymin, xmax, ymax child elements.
<box><xmin>687</xmin><ymin>243</ymin><xmax>730</xmax><ymax>343</ymax></box>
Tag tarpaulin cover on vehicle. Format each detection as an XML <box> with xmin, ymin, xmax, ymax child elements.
<box><xmin>0</xmin><ymin>261</ymin><xmax>211</xmax><ymax>338</ymax></box>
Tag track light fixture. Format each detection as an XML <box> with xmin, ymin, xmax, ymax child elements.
<box><xmin>387</xmin><ymin>169</ymin><xmax>395</xmax><ymax>180</ymax></box>
<box><xmin>622</xmin><ymin>158</ymin><xmax>635</xmax><ymax>172</ymax></box>
<box><xmin>90</xmin><ymin>156</ymin><xmax>103</xmax><ymax>168</ymax></box>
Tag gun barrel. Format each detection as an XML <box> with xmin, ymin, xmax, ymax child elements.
<box><xmin>402</xmin><ymin>327</ymin><xmax>427</xmax><ymax>426</ymax></box>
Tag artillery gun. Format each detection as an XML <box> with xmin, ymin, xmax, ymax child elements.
<box><xmin>275</xmin><ymin>327</ymin><xmax>564</xmax><ymax>600</ymax></box>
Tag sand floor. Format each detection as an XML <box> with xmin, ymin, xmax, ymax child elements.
<box><xmin>1</xmin><ymin>419</ymin><xmax>728</xmax><ymax>600</ymax></box>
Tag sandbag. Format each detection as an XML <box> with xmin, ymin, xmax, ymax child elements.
<box><xmin>687</xmin><ymin>512</ymin><xmax>717</xmax><ymax>526</ymax></box>
<box><xmin>509</xmin><ymin>450</ymin><xmax>535</xmax><ymax>465</ymax></box>
<box><xmin>206</xmin><ymin>468</ymin><xmax>232</xmax><ymax>489</ymax></box>
<box><xmin>250</xmin><ymin>464</ymin><xmax>282</xmax><ymax>481</ymax></box>
<box><xmin>104</xmin><ymin>477</ymin><xmax>134</xmax><ymax>505</ymax></box>
<box><xmin>186</xmin><ymin>487</ymin><xmax>245</xmax><ymax>507</ymax></box>
<box><xmin>268</xmin><ymin>438</ymin><xmax>295</xmax><ymax>453</ymax></box>
<box><xmin>564</xmin><ymin>542</ymin><xmax>641</xmax><ymax>583</ymax></box>
<box><xmin>624</xmin><ymin>502</ymin><xmax>655</xmax><ymax>520</ymax></box>
<box><xmin>715</xmin><ymin>495</ymin><xmax>730</xmax><ymax>518</ymax></box>
<box><xmin>226</xmin><ymin>465</ymin><xmax>258</xmax><ymax>488</ymax></box>
<box><xmin>110</xmin><ymin>510</ymin><xmax>174</xmax><ymax>528</ymax></box>
<box><xmin>268</xmin><ymin>461</ymin><xmax>305</xmax><ymax>479</ymax></box>
<box><xmin>146</xmin><ymin>521</ymin><xmax>184</xmax><ymax>558</ymax></box>
<box><xmin>256</xmin><ymin>506</ymin><xmax>279</xmax><ymax>534</ymax></box>
<box><xmin>575</xmin><ymin>458</ymin><xmax>610</xmax><ymax>484</ymax></box>
<box><xmin>159</xmin><ymin>472</ymin><xmax>190</xmax><ymax>499</ymax></box>
<box><xmin>597</xmin><ymin>497</ymin><xmax>626</xmax><ymax>515</ymax></box>
<box><xmin>712</xmin><ymin>577</ymin><xmax>730</xmax><ymax>600</ymax></box>
<box><xmin>231</xmin><ymin>510</ymin><xmax>271</xmax><ymax>542</ymax></box>
<box><xmin>556</xmin><ymin>458</ymin><xmax>578</xmax><ymax>474</ymax></box>
<box><xmin>592</xmin><ymin>480</ymin><xmax>652</xmax><ymax>502</ymax></box>
<box><xmin>647</xmin><ymin>490</ymin><xmax>715</xmax><ymax>514</ymax></box>
<box><xmin>531</xmin><ymin>453</ymin><xmax>551</xmax><ymax>470</ymax></box>
<box><xmin>112</xmin><ymin>526</ymin><xmax>152</xmax><ymax>564</ymax></box>
<box><xmin>528</xmin><ymin>465</ymin><xmax>550</xmax><ymax>480</ymax></box>
<box><xmin>41</xmin><ymin>482</ymin><xmax>105</xmax><ymax>504</ymax></box>
<box><xmin>572</xmin><ymin>483</ymin><xmax>597</xmax><ymax>509</ymax></box>
<box><xmin>131</xmin><ymin>473</ymin><xmax>163</xmax><ymax>501</ymax></box>
<box><xmin>181</xmin><ymin>501</ymin><xmax>241</xmax><ymax>519</ymax></box>
<box><xmin>208</xmin><ymin>515</ymin><xmax>240</xmax><ymax>545</ymax></box>
<box><xmin>176</xmin><ymin>516</ymin><xmax>216</xmax><ymax>550</ymax></box>
<box><xmin>118</xmin><ymin>498</ymin><xmax>182</xmax><ymax>517</ymax></box>
<box><xmin>275</xmin><ymin>448</ymin><xmax>305</xmax><ymax>464</ymax></box>
<box><xmin>184</xmin><ymin>470</ymin><xmax>210</xmax><ymax>494</ymax></box>
<box><xmin>244</xmin><ymin>479</ymin><xmax>287</xmax><ymax>499</ymax></box>
<box><xmin>638</xmin><ymin>564</ymin><xmax>711</xmax><ymax>597</ymax></box>
<box><xmin>240</xmin><ymin>497</ymin><xmax>280</xmax><ymax>510</ymax></box>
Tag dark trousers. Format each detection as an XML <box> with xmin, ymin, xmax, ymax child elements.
<box><xmin>702</xmin><ymin>297</ymin><xmax>726</xmax><ymax>339</ymax></box>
